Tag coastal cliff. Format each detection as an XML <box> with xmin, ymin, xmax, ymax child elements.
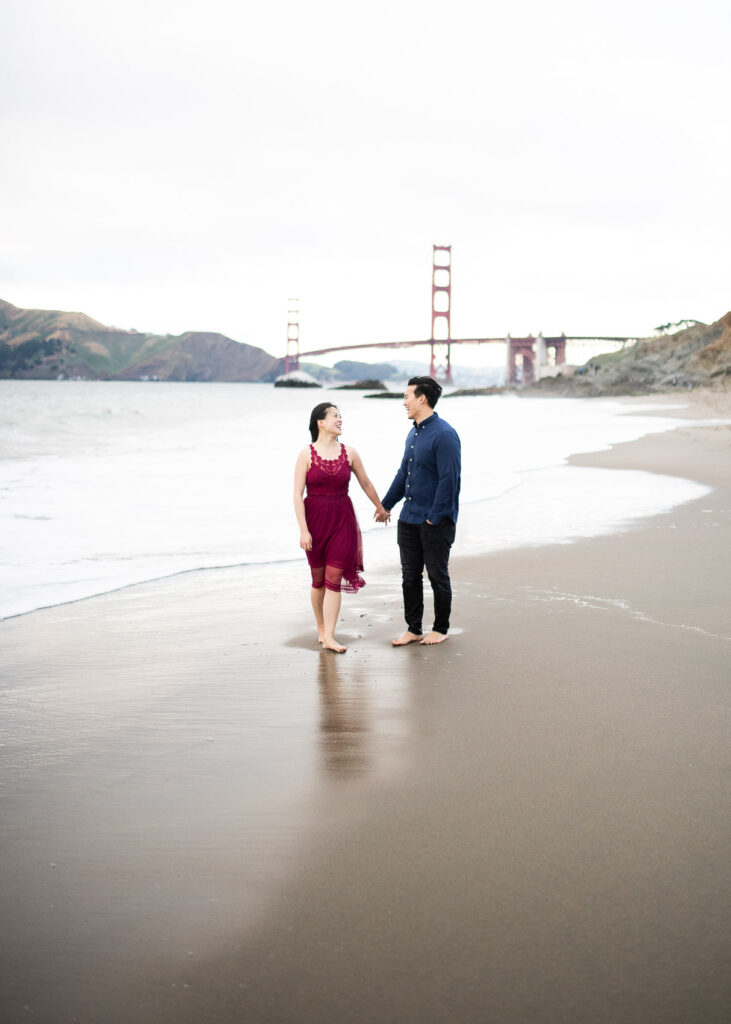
<box><xmin>0</xmin><ymin>299</ymin><xmax>283</xmax><ymax>382</ymax></box>
<box><xmin>532</xmin><ymin>313</ymin><xmax>731</xmax><ymax>396</ymax></box>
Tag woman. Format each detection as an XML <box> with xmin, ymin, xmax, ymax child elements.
<box><xmin>294</xmin><ymin>402</ymin><xmax>389</xmax><ymax>653</ymax></box>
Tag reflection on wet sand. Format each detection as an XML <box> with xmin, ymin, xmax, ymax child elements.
<box><xmin>0</xmin><ymin>578</ymin><xmax>418</xmax><ymax>1024</ymax></box>
<box><xmin>317</xmin><ymin>651</ymin><xmax>371</xmax><ymax>779</ymax></box>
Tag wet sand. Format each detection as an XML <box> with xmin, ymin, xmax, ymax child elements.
<box><xmin>1</xmin><ymin>392</ymin><xmax>729</xmax><ymax>1023</ymax></box>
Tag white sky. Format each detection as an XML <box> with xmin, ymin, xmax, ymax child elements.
<box><xmin>2</xmin><ymin>0</ymin><xmax>729</xmax><ymax>366</ymax></box>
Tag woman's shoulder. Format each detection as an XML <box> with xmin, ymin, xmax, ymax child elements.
<box><xmin>297</xmin><ymin>444</ymin><xmax>313</xmax><ymax>462</ymax></box>
<box><xmin>343</xmin><ymin>443</ymin><xmax>360</xmax><ymax>466</ymax></box>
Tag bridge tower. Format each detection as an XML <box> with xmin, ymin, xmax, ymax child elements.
<box><xmin>430</xmin><ymin>245</ymin><xmax>453</xmax><ymax>384</ymax></box>
<box><xmin>546</xmin><ymin>333</ymin><xmax>567</xmax><ymax>366</ymax></box>
<box><xmin>284</xmin><ymin>298</ymin><xmax>300</xmax><ymax>374</ymax></box>
<box><xmin>507</xmin><ymin>335</ymin><xmax>536</xmax><ymax>385</ymax></box>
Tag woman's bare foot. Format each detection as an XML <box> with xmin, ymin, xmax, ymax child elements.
<box><xmin>322</xmin><ymin>637</ymin><xmax>347</xmax><ymax>653</ymax></box>
<box><xmin>392</xmin><ymin>631</ymin><xmax>423</xmax><ymax>646</ymax></box>
<box><xmin>420</xmin><ymin>631</ymin><xmax>448</xmax><ymax>645</ymax></box>
<box><xmin>317</xmin><ymin>625</ymin><xmax>326</xmax><ymax>645</ymax></box>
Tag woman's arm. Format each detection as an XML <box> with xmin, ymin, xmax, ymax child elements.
<box><xmin>293</xmin><ymin>448</ymin><xmax>313</xmax><ymax>550</ymax></box>
<box><xmin>348</xmin><ymin>447</ymin><xmax>390</xmax><ymax>522</ymax></box>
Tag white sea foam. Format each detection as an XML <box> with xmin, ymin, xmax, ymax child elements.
<box><xmin>0</xmin><ymin>381</ymin><xmax>712</xmax><ymax>619</ymax></box>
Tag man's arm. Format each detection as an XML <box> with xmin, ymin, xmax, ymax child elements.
<box><xmin>381</xmin><ymin>444</ymin><xmax>409</xmax><ymax>514</ymax></box>
<box><xmin>426</xmin><ymin>431</ymin><xmax>461</xmax><ymax>525</ymax></box>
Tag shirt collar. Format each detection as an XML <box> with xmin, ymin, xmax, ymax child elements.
<box><xmin>414</xmin><ymin>411</ymin><xmax>438</xmax><ymax>430</ymax></box>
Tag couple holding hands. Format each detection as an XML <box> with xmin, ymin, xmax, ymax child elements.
<box><xmin>294</xmin><ymin>376</ymin><xmax>461</xmax><ymax>653</ymax></box>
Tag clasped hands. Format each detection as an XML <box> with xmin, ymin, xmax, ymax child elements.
<box><xmin>374</xmin><ymin>506</ymin><xmax>391</xmax><ymax>524</ymax></box>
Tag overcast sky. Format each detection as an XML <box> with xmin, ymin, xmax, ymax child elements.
<box><xmin>2</xmin><ymin>0</ymin><xmax>729</xmax><ymax>365</ymax></box>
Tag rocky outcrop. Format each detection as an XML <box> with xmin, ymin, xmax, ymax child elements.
<box><xmin>531</xmin><ymin>313</ymin><xmax>731</xmax><ymax>396</ymax></box>
<box><xmin>273</xmin><ymin>370</ymin><xmax>321</xmax><ymax>388</ymax></box>
<box><xmin>444</xmin><ymin>386</ymin><xmax>506</xmax><ymax>398</ymax></box>
<box><xmin>334</xmin><ymin>379</ymin><xmax>388</xmax><ymax>390</ymax></box>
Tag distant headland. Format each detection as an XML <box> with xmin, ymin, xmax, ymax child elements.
<box><xmin>0</xmin><ymin>298</ymin><xmax>284</xmax><ymax>382</ymax></box>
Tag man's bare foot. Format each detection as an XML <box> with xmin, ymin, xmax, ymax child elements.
<box><xmin>420</xmin><ymin>631</ymin><xmax>448</xmax><ymax>645</ymax></box>
<box><xmin>392</xmin><ymin>631</ymin><xmax>423</xmax><ymax>646</ymax></box>
<box><xmin>322</xmin><ymin>638</ymin><xmax>347</xmax><ymax>653</ymax></box>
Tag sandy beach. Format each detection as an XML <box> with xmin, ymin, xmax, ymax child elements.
<box><xmin>1</xmin><ymin>391</ymin><xmax>729</xmax><ymax>1024</ymax></box>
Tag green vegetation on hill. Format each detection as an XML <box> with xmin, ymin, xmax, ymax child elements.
<box><xmin>0</xmin><ymin>335</ymin><xmax>63</xmax><ymax>374</ymax></box>
<box><xmin>0</xmin><ymin>298</ymin><xmax>282</xmax><ymax>382</ymax></box>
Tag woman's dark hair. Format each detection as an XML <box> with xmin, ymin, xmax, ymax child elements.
<box><xmin>309</xmin><ymin>403</ymin><xmax>337</xmax><ymax>442</ymax></box>
<box><xmin>408</xmin><ymin>375</ymin><xmax>442</xmax><ymax>408</ymax></box>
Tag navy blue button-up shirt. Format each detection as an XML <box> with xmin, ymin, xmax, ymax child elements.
<box><xmin>382</xmin><ymin>412</ymin><xmax>461</xmax><ymax>526</ymax></box>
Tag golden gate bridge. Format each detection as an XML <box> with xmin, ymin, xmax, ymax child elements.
<box><xmin>284</xmin><ymin>246</ymin><xmax>637</xmax><ymax>385</ymax></box>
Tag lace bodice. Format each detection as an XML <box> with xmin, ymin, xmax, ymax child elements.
<box><xmin>306</xmin><ymin>443</ymin><xmax>351</xmax><ymax>496</ymax></box>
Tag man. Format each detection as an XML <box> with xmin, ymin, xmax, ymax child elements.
<box><xmin>375</xmin><ymin>376</ymin><xmax>461</xmax><ymax>646</ymax></box>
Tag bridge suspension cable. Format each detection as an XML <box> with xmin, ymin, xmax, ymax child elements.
<box><xmin>285</xmin><ymin>247</ymin><xmax>638</xmax><ymax>381</ymax></box>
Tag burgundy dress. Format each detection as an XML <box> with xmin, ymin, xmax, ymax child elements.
<box><xmin>304</xmin><ymin>443</ymin><xmax>365</xmax><ymax>593</ymax></box>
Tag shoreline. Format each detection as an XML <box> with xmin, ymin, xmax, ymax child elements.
<box><xmin>1</xmin><ymin>391</ymin><xmax>729</xmax><ymax>1023</ymax></box>
<box><xmin>2</xmin><ymin>390</ymin><xmax>726</xmax><ymax>624</ymax></box>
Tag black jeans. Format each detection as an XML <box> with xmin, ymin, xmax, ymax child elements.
<box><xmin>397</xmin><ymin>518</ymin><xmax>456</xmax><ymax>635</ymax></box>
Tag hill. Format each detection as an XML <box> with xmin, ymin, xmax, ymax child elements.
<box><xmin>532</xmin><ymin>313</ymin><xmax>731</xmax><ymax>396</ymax></box>
<box><xmin>0</xmin><ymin>299</ymin><xmax>283</xmax><ymax>382</ymax></box>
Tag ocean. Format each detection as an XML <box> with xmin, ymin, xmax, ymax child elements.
<box><xmin>0</xmin><ymin>380</ymin><xmax>711</xmax><ymax>620</ymax></box>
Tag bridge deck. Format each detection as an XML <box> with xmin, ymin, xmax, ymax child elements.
<box><xmin>297</xmin><ymin>336</ymin><xmax>634</xmax><ymax>359</ymax></box>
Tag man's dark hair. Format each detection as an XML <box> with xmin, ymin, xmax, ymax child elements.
<box><xmin>308</xmin><ymin>402</ymin><xmax>338</xmax><ymax>442</ymax></box>
<box><xmin>408</xmin><ymin>376</ymin><xmax>442</xmax><ymax>408</ymax></box>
